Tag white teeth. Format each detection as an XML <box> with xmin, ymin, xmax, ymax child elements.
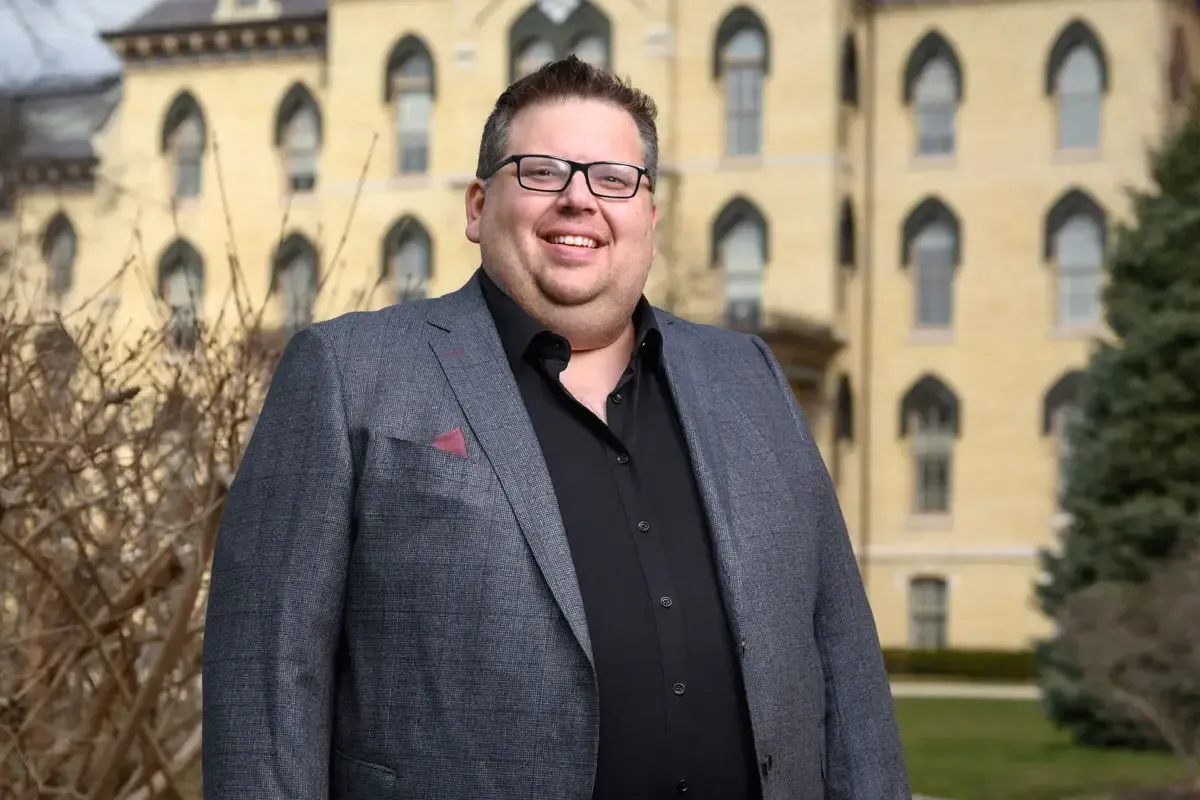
<box><xmin>549</xmin><ymin>235</ymin><xmax>599</xmax><ymax>248</ymax></box>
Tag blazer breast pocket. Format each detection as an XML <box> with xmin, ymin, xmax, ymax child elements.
<box><xmin>357</xmin><ymin>427</ymin><xmax>499</xmax><ymax>535</ymax></box>
<box><xmin>363</xmin><ymin>420</ymin><xmax>488</xmax><ymax>481</ymax></box>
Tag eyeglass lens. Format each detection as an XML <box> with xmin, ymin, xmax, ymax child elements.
<box><xmin>517</xmin><ymin>156</ymin><xmax>640</xmax><ymax>197</ymax></box>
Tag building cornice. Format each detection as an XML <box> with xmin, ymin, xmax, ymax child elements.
<box><xmin>101</xmin><ymin>16</ymin><xmax>326</xmax><ymax>65</ymax></box>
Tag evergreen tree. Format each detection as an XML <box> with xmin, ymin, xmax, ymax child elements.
<box><xmin>1036</xmin><ymin>90</ymin><xmax>1200</xmax><ymax>748</ymax></box>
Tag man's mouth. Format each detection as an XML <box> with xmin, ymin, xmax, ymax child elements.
<box><xmin>545</xmin><ymin>235</ymin><xmax>600</xmax><ymax>249</ymax></box>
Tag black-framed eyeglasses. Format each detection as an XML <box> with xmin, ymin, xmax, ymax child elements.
<box><xmin>486</xmin><ymin>154</ymin><xmax>652</xmax><ymax>199</ymax></box>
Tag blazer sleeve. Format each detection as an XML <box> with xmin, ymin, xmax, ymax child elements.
<box><xmin>202</xmin><ymin>325</ymin><xmax>354</xmax><ymax>800</ymax></box>
<box><xmin>751</xmin><ymin>336</ymin><xmax>912</xmax><ymax>800</ymax></box>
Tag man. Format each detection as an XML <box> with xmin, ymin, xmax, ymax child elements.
<box><xmin>202</xmin><ymin>57</ymin><xmax>909</xmax><ymax>800</ymax></box>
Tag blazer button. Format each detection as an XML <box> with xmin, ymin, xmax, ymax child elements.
<box><xmin>760</xmin><ymin>754</ymin><xmax>774</xmax><ymax>778</ymax></box>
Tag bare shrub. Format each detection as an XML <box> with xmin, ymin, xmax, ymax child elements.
<box><xmin>0</xmin><ymin>131</ymin><xmax>382</xmax><ymax>798</ymax></box>
<box><xmin>0</xmin><ymin>284</ymin><xmax>288</xmax><ymax>799</ymax></box>
<box><xmin>1058</xmin><ymin>539</ymin><xmax>1200</xmax><ymax>795</ymax></box>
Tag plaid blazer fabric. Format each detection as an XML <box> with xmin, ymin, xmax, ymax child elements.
<box><xmin>201</xmin><ymin>270</ymin><xmax>911</xmax><ymax>800</ymax></box>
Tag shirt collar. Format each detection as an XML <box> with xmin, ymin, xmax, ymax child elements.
<box><xmin>478</xmin><ymin>268</ymin><xmax>662</xmax><ymax>372</ymax></box>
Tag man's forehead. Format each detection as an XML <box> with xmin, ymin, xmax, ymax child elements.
<box><xmin>507</xmin><ymin>97</ymin><xmax>641</xmax><ymax>155</ymax></box>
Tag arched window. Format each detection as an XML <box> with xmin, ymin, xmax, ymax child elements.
<box><xmin>160</xmin><ymin>91</ymin><xmax>206</xmax><ymax>199</ymax></box>
<box><xmin>1045</xmin><ymin>188</ymin><xmax>1106</xmax><ymax>328</ymax></box>
<box><xmin>838</xmin><ymin>197</ymin><xmax>855</xmax><ymax>267</ymax></box>
<box><xmin>41</xmin><ymin>213</ymin><xmax>76</xmax><ymax>300</ymax></box>
<box><xmin>569</xmin><ymin>33</ymin><xmax>608</xmax><ymax>68</ymax></box>
<box><xmin>711</xmin><ymin>197</ymin><xmax>769</xmax><ymax>329</ymax></box>
<box><xmin>508</xmin><ymin>2</ymin><xmax>611</xmax><ymax>82</ymax></box>
<box><xmin>34</xmin><ymin>322</ymin><xmax>77</xmax><ymax>398</ymax></box>
<box><xmin>899</xmin><ymin>374</ymin><xmax>960</xmax><ymax>515</ymax></box>
<box><xmin>1043</xmin><ymin>370</ymin><xmax>1084</xmax><ymax>509</ymax></box>
<box><xmin>1046</xmin><ymin>21</ymin><xmax>1108</xmax><ymax>151</ymax></box>
<box><xmin>909</xmin><ymin>576</ymin><xmax>948</xmax><ymax>649</ymax></box>
<box><xmin>157</xmin><ymin>239</ymin><xmax>205</xmax><ymax>352</ymax></box>
<box><xmin>382</xmin><ymin>217</ymin><xmax>432</xmax><ymax>303</ymax></box>
<box><xmin>715</xmin><ymin>9</ymin><xmax>769</xmax><ymax>159</ymax></box>
<box><xmin>272</xmin><ymin>233</ymin><xmax>319</xmax><ymax>336</ymax></box>
<box><xmin>835</xmin><ymin>374</ymin><xmax>854</xmax><ymax>442</ymax></box>
<box><xmin>385</xmin><ymin>36</ymin><xmax>435</xmax><ymax>175</ymax></box>
<box><xmin>841</xmin><ymin>32</ymin><xmax>859</xmax><ymax>106</ymax></box>
<box><xmin>903</xmin><ymin>32</ymin><xmax>963</xmax><ymax>157</ymax></box>
<box><xmin>516</xmin><ymin>38</ymin><xmax>556</xmax><ymax>79</ymax></box>
<box><xmin>901</xmin><ymin>197</ymin><xmax>961</xmax><ymax>331</ymax></box>
<box><xmin>275</xmin><ymin>83</ymin><xmax>322</xmax><ymax>193</ymax></box>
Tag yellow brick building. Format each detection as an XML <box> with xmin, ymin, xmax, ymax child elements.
<box><xmin>2</xmin><ymin>0</ymin><xmax>1198</xmax><ymax>651</ymax></box>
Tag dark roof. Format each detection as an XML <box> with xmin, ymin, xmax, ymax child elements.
<box><xmin>0</xmin><ymin>95</ymin><xmax>14</xmax><ymax>138</ymax></box>
<box><xmin>7</xmin><ymin>75</ymin><xmax>119</xmax><ymax>166</ymax></box>
<box><xmin>113</xmin><ymin>0</ymin><xmax>326</xmax><ymax>36</ymax></box>
<box><xmin>19</xmin><ymin>138</ymin><xmax>97</xmax><ymax>164</ymax></box>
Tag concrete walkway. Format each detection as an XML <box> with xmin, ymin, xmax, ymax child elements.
<box><xmin>890</xmin><ymin>680</ymin><xmax>1040</xmax><ymax>700</ymax></box>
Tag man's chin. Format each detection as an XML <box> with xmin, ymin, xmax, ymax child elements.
<box><xmin>535</xmin><ymin>273</ymin><xmax>606</xmax><ymax>308</ymax></box>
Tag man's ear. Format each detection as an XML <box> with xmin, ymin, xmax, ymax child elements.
<box><xmin>650</xmin><ymin>198</ymin><xmax>659</xmax><ymax>259</ymax></box>
<box><xmin>465</xmin><ymin>179</ymin><xmax>486</xmax><ymax>244</ymax></box>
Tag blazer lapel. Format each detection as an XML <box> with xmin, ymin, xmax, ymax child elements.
<box><xmin>657</xmin><ymin>317</ymin><xmax>749</xmax><ymax>648</ymax></box>
<box><xmin>427</xmin><ymin>277</ymin><xmax>594</xmax><ymax>667</ymax></box>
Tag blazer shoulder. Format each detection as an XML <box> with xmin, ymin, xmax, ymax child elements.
<box><xmin>305</xmin><ymin>298</ymin><xmax>435</xmax><ymax>355</ymax></box>
<box><xmin>653</xmin><ymin>307</ymin><xmax>768</xmax><ymax>360</ymax></box>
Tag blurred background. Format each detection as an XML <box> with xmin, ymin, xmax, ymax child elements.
<box><xmin>1</xmin><ymin>0</ymin><xmax>1198</xmax><ymax>798</ymax></box>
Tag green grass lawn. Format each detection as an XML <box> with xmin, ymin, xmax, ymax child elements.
<box><xmin>896</xmin><ymin>698</ymin><xmax>1184</xmax><ymax>800</ymax></box>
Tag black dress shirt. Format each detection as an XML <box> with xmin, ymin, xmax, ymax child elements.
<box><xmin>479</xmin><ymin>271</ymin><xmax>761</xmax><ymax>800</ymax></box>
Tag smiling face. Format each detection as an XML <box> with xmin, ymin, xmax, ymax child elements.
<box><xmin>465</xmin><ymin>97</ymin><xmax>658</xmax><ymax>349</ymax></box>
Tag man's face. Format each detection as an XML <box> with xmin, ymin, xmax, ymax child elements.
<box><xmin>465</xmin><ymin>97</ymin><xmax>658</xmax><ymax>343</ymax></box>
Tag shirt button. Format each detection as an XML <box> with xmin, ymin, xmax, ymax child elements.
<box><xmin>672</xmin><ymin>682</ymin><xmax>685</xmax><ymax>696</ymax></box>
<box><xmin>739</xmin><ymin>640</ymin><xmax>747</xmax><ymax>657</ymax></box>
<box><xmin>660</xmin><ymin>596</ymin><xmax>673</xmax><ymax>608</ymax></box>
<box><xmin>610</xmin><ymin>393</ymin><xmax>623</xmax><ymax>404</ymax></box>
<box><xmin>677</xmin><ymin>780</ymin><xmax>689</xmax><ymax>793</ymax></box>
<box><xmin>637</xmin><ymin>520</ymin><xmax>650</xmax><ymax>532</ymax></box>
<box><xmin>616</xmin><ymin>453</ymin><xmax>629</xmax><ymax>465</ymax></box>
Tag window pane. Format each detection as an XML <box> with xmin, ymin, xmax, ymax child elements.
<box><xmin>914</xmin><ymin>58</ymin><xmax>957</xmax><ymax>156</ymax></box>
<box><xmin>571</xmin><ymin>35</ymin><xmax>607</xmax><ymax>68</ymax></box>
<box><xmin>397</xmin><ymin>90</ymin><xmax>431</xmax><ymax>174</ymax></box>
<box><xmin>909</xmin><ymin>578</ymin><xmax>948</xmax><ymax>649</ymax></box>
<box><xmin>917</xmin><ymin>104</ymin><xmax>956</xmax><ymax>155</ymax></box>
<box><xmin>47</xmin><ymin>229</ymin><xmax>75</xmax><ymax>296</ymax></box>
<box><xmin>1058</xmin><ymin>94</ymin><xmax>1101</xmax><ymax>150</ymax></box>
<box><xmin>393</xmin><ymin>236</ymin><xmax>430</xmax><ymax>302</ymax></box>
<box><xmin>724</xmin><ymin>28</ymin><xmax>765</xmax><ymax>60</ymax></box>
<box><xmin>1055</xmin><ymin>404</ymin><xmax>1082</xmax><ymax>507</ymax></box>
<box><xmin>163</xmin><ymin>262</ymin><xmax>203</xmax><ymax>350</ymax></box>
<box><xmin>280</xmin><ymin>255</ymin><xmax>315</xmax><ymax>333</ymax></box>
<box><xmin>914</xmin><ymin>223</ymin><xmax>955</xmax><ymax>328</ymax></box>
<box><xmin>286</xmin><ymin>105</ymin><xmax>319</xmax><ymax>191</ymax></box>
<box><xmin>1057</xmin><ymin>47</ymin><xmax>1102</xmax><ymax>150</ymax></box>
<box><xmin>172</xmin><ymin>115</ymin><xmax>204</xmax><ymax>197</ymax></box>
<box><xmin>176</xmin><ymin>157</ymin><xmax>201</xmax><ymax>198</ymax></box>
<box><xmin>397</xmin><ymin>53</ymin><xmax>431</xmax><ymax>79</ymax></box>
<box><xmin>1057</xmin><ymin>215</ymin><xmax>1102</xmax><ymax>325</ymax></box>
<box><xmin>725</xmin><ymin>65</ymin><xmax>763</xmax><ymax>157</ymax></box>
<box><xmin>518</xmin><ymin>39</ymin><xmax>556</xmax><ymax>79</ymax></box>
<box><xmin>720</xmin><ymin>218</ymin><xmax>764</xmax><ymax>326</ymax></box>
<box><xmin>913</xmin><ymin>406</ymin><xmax>954</xmax><ymax>513</ymax></box>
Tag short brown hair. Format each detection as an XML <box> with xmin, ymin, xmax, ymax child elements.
<box><xmin>474</xmin><ymin>56</ymin><xmax>659</xmax><ymax>188</ymax></box>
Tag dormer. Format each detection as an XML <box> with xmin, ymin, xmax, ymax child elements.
<box><xmin>213</xmin><ymin>0</ymin><xmax>283</xmax><ymax>25</ymax></box>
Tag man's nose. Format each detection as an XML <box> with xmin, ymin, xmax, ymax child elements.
<box><xmin>558</xmin><ymin>169</ymin><xmax>598</xmax><ymax>209</ymax></box>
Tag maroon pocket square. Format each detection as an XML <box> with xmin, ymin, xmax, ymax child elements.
<box><xmin>431</xmin><ymin>426</ymin><xmax>468</xmax><ymax>459</ymax></box>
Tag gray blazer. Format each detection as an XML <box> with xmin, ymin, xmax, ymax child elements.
<box><xmin>202</xmin><ymin>271</ymin><xmax>910</xmax><ymax>800</ymax></box>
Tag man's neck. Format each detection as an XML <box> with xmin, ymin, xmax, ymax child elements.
<box><xmin>560</xmin><ymin>322</ymin><xmax>636</xmax><ymax>423</ymax></box>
